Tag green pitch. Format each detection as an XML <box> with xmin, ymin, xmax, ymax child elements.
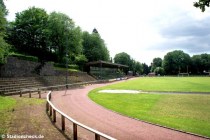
<box><xmin>103</xmin><ymin>77</ymin><xmax>210</xmax><ymax>92</ymax></box>
<box><xmin>89</xmin><ymin>77</ymin><xmax>210</xmax><ymax>137</ymax></box>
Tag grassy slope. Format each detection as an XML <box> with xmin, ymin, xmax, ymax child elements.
<box><xmin>104</xmin><ymin>77</ymin><xmax>210</xmax><ymax>92</ymax></box>
<box><xmin>89</xmin><ymin>77</ymin><xmax>210</xmax><ymax>137</ymax></box>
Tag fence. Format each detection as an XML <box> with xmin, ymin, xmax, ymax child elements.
<box><xmin>18</xmin><ymin>80</ymin><xmax>108</xmax><ymax>98</ymax></box>
<box><xmin>46</xmin><ymin>91</ymin><xmax>116</xmax><ymax>140</ymax></box>
<box><xmin>19</xmin><ymin>80</ymin><xmax>117</xmax><ymax>140</ymax></box>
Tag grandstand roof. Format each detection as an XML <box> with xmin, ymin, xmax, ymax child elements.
<box><xmin>86</xmin><ymin>60</ymin><xmax>129</xmax><ymax>69</ymax></box>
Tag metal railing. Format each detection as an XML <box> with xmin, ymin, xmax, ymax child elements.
<box><xmin>46</xmin><ymin>91</ymin><xmax>116</xmax><ymax>140</ymax></box>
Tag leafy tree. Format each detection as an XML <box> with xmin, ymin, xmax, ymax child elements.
<box><xmin>142</xmin><ymin>63</ymin><xmax>150</xmax><ymax>75</ymax></box>
<box><xmin>129</xmin><ymin>59</ymin><xmax>143</xmax><ymax>75</ymax></box>
<box><xmin>163</xmin><ymin>50</ymin><xmax>191</xmax><ymax>75</ymax></box>
<box><xmin>200</xmin><ymin>54</ymin><xmax>210</xmax><ymax>72</ymax></box>
<box><xmin>7</xmin><ymin>7</ymin><xmax>49</xmax><ymax>60</ymax></box>
<box><xmin>75</xmin><ymin>54</ymin><xmax>87</xmax><ymax>71</ymax></box>
<box><xmin>47</xmin><ymin>12</ymin><xmax>83</xmax><ymax>63</ymax></box>
<box><xmin>191</xmin><ymin>54</ymin><xmax>210</xmax><ymax>75</ymax></box>
<box><xmin>0</xmin><ymin>0</ymin><xmax>7</xmax><ymax>15</ymax></box>
<box><xmin>191</xmin><ymin>55</ymin><xmax>202</xmax><ymax>74</ymax></box>
<box><xmin>154</xmin><ymin>67</ymin><xmax>165</xmax><ymax>75</ymax></box>
<box><xmin>0</xmin><ymin>0</ymin><xmax>10</xmax><ymax>63</ymax></box>
<box><xmin>82</xmin><ymin>30</ymin><xmax>109</xmax><ymax>62</ymax></box>
<box><xmin>130</xmin><ymin>59</ymin><xmax>136</xmax><ymax>72</ymax></box>
<box><xmin>114</xmin><ymin>52</ymin><xmax>131</xmax><ymax>66</ymax></box>
<box><xmin>135</xmin><ymin>61</ymin><xmax>143</xmax><ymax>74</ymax></box>
<box><xmin>194</xmin><ymin>0</ymin><xmax>210</xmax><ymax>12</ymax></box>
<box><xmin>151</xmin><ymin>57</ymin><xmax>162</xmax><ymax>72</ymax></box>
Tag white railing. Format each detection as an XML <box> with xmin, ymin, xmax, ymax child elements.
<box><xmin>46</xmin><ymin>91</ymin><xmax>116</xmax><ymax>140</ymax></box>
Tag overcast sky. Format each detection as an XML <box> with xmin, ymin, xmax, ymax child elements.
<box><xmin>4</xmin><ymin>0</ymin><xmax>210</xmax><ymax>65</ymax></box>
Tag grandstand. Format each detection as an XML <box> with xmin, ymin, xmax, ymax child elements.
<box><xmin>0</xmin><ymin>58</ymin><xmax>128</xmax><ymax>95</ymax></box>
<box><xmin>86</xmin><ymin>60</ymin><xmax>129</xmax><ymax>80</ymax></box>
<box><xmin>0</xmin><ymin>72</ymin><xmax>96</xmax><ymax>95</ymax></box>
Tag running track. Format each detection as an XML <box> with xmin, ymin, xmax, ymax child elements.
<box><xmin>51</xmin><ymin>82</ymin><xmax>208</xmax><ymax>140</ymax></box>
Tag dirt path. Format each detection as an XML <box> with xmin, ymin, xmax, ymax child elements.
<box><xmin>51</xmin><ymin>83</ymin><xmax>208</xmax><ymax>140</ymax></box>
<box><xmin>6</xmin><ymin>93</ymin><xmax>72</xmax><ymax>140</ymax></box>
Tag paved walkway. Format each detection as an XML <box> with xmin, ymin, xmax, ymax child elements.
<box><xmin>51</xmin><ymin>82</ymin><xmax>208</xmax><ymax>140</ymax></box>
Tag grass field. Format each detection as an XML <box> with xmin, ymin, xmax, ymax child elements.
<box><xmin>89</xmin><ymin>77</ymin><xmax>210</xmax><ymax>137</ymax></box>
<box><xmin>103</xmin><ymin>77</ymin><xmax>210</xmax><ymax>92</ymax></box>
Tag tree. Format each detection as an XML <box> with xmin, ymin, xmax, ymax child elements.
<box><xmin>0</xmin><ymin>0</ymin><xmax>7</xmax><ymax>15</ymax></box>
<box><xmin>191</xmin><ymin>54</ymin><xmax>210</xmax><ymax>74</ymax></box>
<box><xmin>0</xmin><ymin>0</ymin><xmax>10</xmax><ymax>63</ymax></box>
<box><xmin>135</xmin><ymin>61</ymin><xmax>143</xmax><ymax>74</ymax></box>
<box><xmin>154</xmin><ymin>67</ymin><xmax>165</xmax><ymax>75</ymax></box>
<box><xmin>75</xmin><ymin>54</ymin><xmax>87</xmax><ymax>71</ymax></box>
<box><xmin>82</xmin><ymin>30</ymin><xmax>109</xmax><ymax>62</ymax></box>
<box><xmin>194</xmin><ymin>0</ymin><xmax>210</xmax><ymax>12</ymax></box>
<box><xmin>47</xmin><ymin>12</ymin><xmax>83</xmax><ymax>63</ymax></box>
<box><xmin>114</xmin><ymin>52</ymin><xmax>131</xmax><ymax>66</ymax></box>
<box><xmin>151</xmin><ymin>57</ymin><xmax>162</xmax><ymax>72</ymax></box>
<box><xmin>191</xmin><ymin>55</ymin><xmax>202</xmax><ymax>74</ymax></box>
<box><xmin>142</xmin><ymin>63</ymin><xmax>150</xmax><ymax>75</ymax></box>
<box><xmin>163</xmin><ymin>50</ymin><xmax>191</xmax><ymax>75</ymax></box>
<box><xmin>7</xmin><ymin>7</ymin><xmax>49</xmax><ymax>60</ymax></box>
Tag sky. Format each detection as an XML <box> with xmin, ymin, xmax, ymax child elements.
<box><xmin>4</xmin><ymin>0</ymin><xmax>210</xmax><ymax>65</ymax></box>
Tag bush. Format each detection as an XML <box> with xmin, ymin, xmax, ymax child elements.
<box><xmin>154</xmin><ymin>67</ymin><xmax>165</xmax><ymax>75</ymax></box>
<box><xmin>54</xmin><ymin>63</ymin><xmax>79</xmax><ymax>70</ymax></box>
<box><xmin>9</xmin><ymin>53</ymin><xmax>39</xmax><ymax>62</ymax></box>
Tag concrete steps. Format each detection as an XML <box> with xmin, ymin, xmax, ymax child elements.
<box><xmin>0</xmin><ymin>73</ymin><xmax>96</xmax><ymax>95</ymax></box>
<box><xmin>0</xmin><ymin>77</ymin><xmax>44</xmax><ymax>95</ymax></box>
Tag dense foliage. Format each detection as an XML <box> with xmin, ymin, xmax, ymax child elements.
<box><xmin>194</xmin><ymin>0</ymin><xmax>210</xmax><ymax>12</ymax></box>
<box><xmin>151</xmin><ymin>57</ymin><xmax>162</xmax><ymax>72</ymax></box>
<box><xmin>7</xmin><ymin>7</ymin><xmax>49</xmax><ymax>60</ymax></box>
<box><xmin>163</xmin><ymin>50</ymin><xmax>191</xmax><ymax>75</ymax></box>
<box><xmin>82</xmin><ymin>30</ymin><xmax>109</xmax><ymax>62</ymax></box>
<box><xmin>6</xmin><ymin>7</ymin><xmax>109</xmax><ymax>67</ymax></box>
<box><xmin>47</xmin><ymin>12</ymin><xmax>83</xmax><ymax>63</ymax></box>
<box><xmin>114</xmin><ymin>52</ymin><xmax>143</xmax><ymax>75</ymax></box>
<box><xmin>0</xmin><ymin>0</ymin><xmax>10</xmax><ymax>64</ymax></box>
<box><xmin>159</xmin><ymin>50</ymin><xmax>210</xmax><ymax>75</ymax></box>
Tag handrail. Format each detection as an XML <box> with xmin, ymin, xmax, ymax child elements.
<box><xmin>46</xmin><ymin>91</ymin><xmax>116</xmax><ymax>140</ymax></box>
<box><xmin>17</xmin><ymin>80</ymin><xmax>112</xmax><ymax>99</ymax></box>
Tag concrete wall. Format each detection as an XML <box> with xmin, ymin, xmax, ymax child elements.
<box><xmin>0</xmin><ymin>57</ymin><xmax>55</xmax><ymax>77</ymax></box>
<box><xmin>0</xmin><ymin>57</ymin><xmax>89</xmax><ymax>78</ymax></box>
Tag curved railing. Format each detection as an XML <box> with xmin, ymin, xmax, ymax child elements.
<box><xmin>46</xmin><ymin>90</ymin><xmax>116</xmax><ymax>140</ymax></box>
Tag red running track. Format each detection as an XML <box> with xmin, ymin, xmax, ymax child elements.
<box><xmin>51</xmin><ymin>82</ymin><xmax>207</xmax><ymax>140</ymax></box>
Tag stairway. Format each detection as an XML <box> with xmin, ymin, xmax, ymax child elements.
<box><xmin>0</xmin><ymin>77</ymin><xmax>44</xmax><ymax>95</ymax></box>
<box><xmin>0</xmin><ymin>73</ymin><xmax>96</xmax><ymax>95</ymax></box>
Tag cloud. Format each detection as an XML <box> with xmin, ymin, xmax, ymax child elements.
<box><xmin>160</xmin><ymin>16</ymin><xmax>210</xmax><ymax>38</ymax></box>
<box><xmin>149</xmin><ymin>12</ymin><xmax>210</xmax><ymax>54</ymax></box>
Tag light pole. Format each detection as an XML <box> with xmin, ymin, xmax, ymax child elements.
<box><xmin>66</xmin><ymin>53</ymin><xmax>68</xmax><ymax>89</ymax></box>
<box><xmin>65</xmin><ymin>20</ymin><xmax>69</xmax><ymax>89</ymax></box>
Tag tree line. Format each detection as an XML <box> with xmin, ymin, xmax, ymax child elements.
<box><xmin>0</xmin><ymin>5</ymin><xmax>110</xmax><ymax>69</ymax></box>
<box><xmin>1</xmin><ymin>2</ymin><xmax>209</xmax><ymax>75</ymax></box>
<box><xmin>153</xmin><ymin>50</ymin><xmax>210</xmax><ymax>75</ymax></box>
<box><xmin>114</xmin><ymin>50</ymin><xmax>210</xmax><ymax>76</ymax></box>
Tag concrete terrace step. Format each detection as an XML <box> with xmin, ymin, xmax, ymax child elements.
<box><xmin>0</xmin><ymin>80</ymin><xmax>43</xmax><ymax>86</ymax></box>
<box><xmin>0</xmin><ymin>84</ymin><xmax>43</xmax><ymax>91</ymax></box>
<box><xmin>0</xmin><ymin>73</ymin><xmax>96</xmax><ymax>95</ymax></box>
